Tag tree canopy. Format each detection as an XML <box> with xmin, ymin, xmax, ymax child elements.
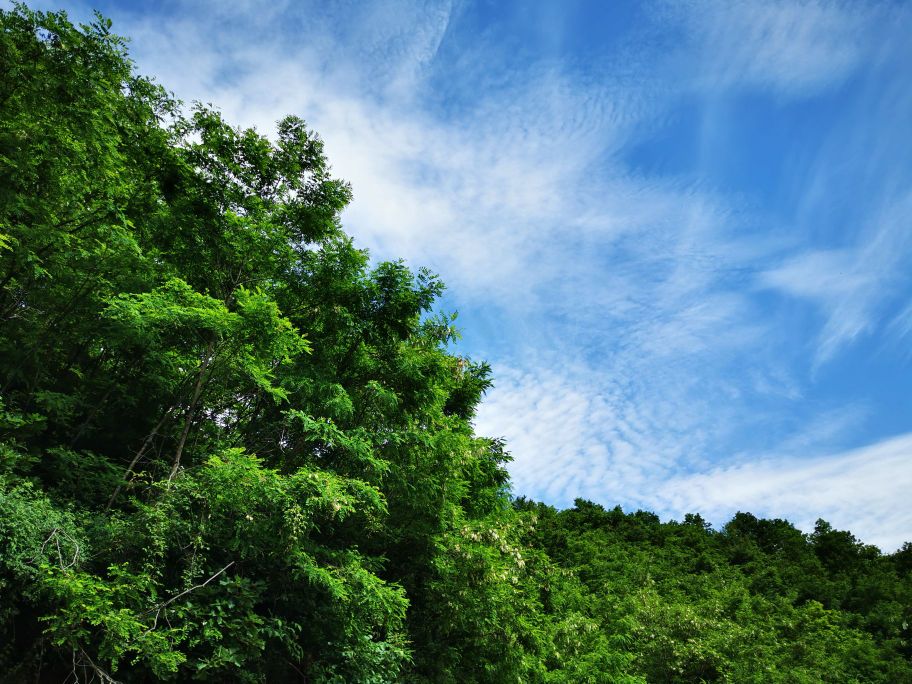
<box><xmin>0</xmin><ymin>5</ymin><xmax>909</xmax><ymax>682</ymax></box>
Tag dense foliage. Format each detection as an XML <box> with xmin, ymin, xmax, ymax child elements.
<box><xmin>0</xmin><ymin>6</ymin><xmax>909</xmax><ymax>682</ymax></box>
<box><xmin>518</xmin><ymin>501</ymin><xmax>912</xmax><ymax>683</ymax></box>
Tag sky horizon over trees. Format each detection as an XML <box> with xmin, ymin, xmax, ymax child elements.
<box><xmin>18</xmin><ymin>0</ymin><xmax>912</xmax><ymax>552</ymax></box>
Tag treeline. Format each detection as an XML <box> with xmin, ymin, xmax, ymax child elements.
<box><xmin>0</xmin><ymin>6</ymin><xmax>909</xmax><ymax>682</ymax></box>
<box><xmin>519</xmin><ymin>500</ymin><xmax>912</xmax><ymax>682</ymax></box>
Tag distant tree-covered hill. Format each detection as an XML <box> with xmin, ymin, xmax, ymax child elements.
<box><xmin>1</xmin><ymin>6</ymin><xmax>909</xmax><ymax>682</ymax></box>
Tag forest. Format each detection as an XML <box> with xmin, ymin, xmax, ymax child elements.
<box><xmin>0</xmin><ymin>6</ymin><xmax>910</xmax><ymax>682</ymax></box>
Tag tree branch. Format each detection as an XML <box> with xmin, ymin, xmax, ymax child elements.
<box><xmin>142</xmin><ymin>561</ymin><xmax>235</xmax><ymax>634</ymax></box>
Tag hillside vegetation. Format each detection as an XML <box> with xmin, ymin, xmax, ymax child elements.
<box><xmin>1</xmin><ymin>6</ymin><xmax>910</xmax><ymax>682</ymax></box>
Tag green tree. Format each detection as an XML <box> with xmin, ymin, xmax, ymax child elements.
<box><xmin>0</xmin><ymin>6</ymin><xmax>535</xmax><ymax>680</ymax></box>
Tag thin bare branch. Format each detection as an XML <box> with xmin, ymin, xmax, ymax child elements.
<box><xmin>142</xmin><ymin>561</ymin><xmax>234</xmax><ymax>634</ymax></box>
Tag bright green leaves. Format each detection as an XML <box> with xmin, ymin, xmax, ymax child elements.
<box><xmin>0</xmin><ymin>479</ymin><xmax>84</xmax><ymax>587</ymax></box>
<box><xmin>104</xmin><ymin>279</ymin><xmax>307</xmax><ymax>401</ymax></box>
<box><xmin>529</xmin><ymin>501</ymin><xmax>912</xmax><ymax>683</ymax></box>
<box><xmin>284</xmin><ymin>410</ymin><xmax>389</xmax><ymax>477</ymax></box>
<box><xmin>411</xmin><ymin>510</ymin><xmax>639</xmax><ymax>683</ymax></box>
<box><xmin>0</xmin><ymin>4</ymin><xmax>164</xmax><ymax>300</ymax></box>
<box><xmin>157</xmin><ymin>107</ymin><xmax>351</xmax><ymax>304</ymax></box>
<box><xmin>190</xmin><ymin>449</ymin><xmax>387</xmax><ymax>537</ymax></box>
<box><xmin>15</xmin><ymin>449</ymin><xmax>409</xmax><ymax>680</ymax></box>
<box><xmin>148</xmin><ymin>450</ymin><xmax>408</xmax><ymax>680</ymax></box>
<box><xmin>40</xmin><ymin>563</ymin><xmax>187</xmax><ymax>678</ymax></box>
<box><xmin>0</xmin><ymin>479</ymin><xmax>87</xmax><ymax>672</ymax></box>
<box><xmin>99</xmin><ymin>279</ymin><xmax>309</xmax><ymax>483</ymax></box>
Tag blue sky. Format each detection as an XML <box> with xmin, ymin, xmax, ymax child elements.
<box><xmin>23</xmin><ymin>0</ymin><xmax>912</xmax><ymax>549</ymax></box>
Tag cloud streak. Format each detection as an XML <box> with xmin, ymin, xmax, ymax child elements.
<box><xmin>664</xmin><ymin>0</ymin><xmax>877</xmax><ymax>95</ymax></box>
<box><xmin>657</xmin><ymin>432</ymin><xmax>912</xmax><ymax>551</ymax></box>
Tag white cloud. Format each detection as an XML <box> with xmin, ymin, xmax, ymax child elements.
<box><xmin>666</xmin><ymin>0</ymin><xmax>875</xmax><ymax>96</ymax></box>
<box><xmin>474</xmin><ymin>358</ymin><xmax>745</xmax><ymax>510</ymax></box>
<box><xmin>657</xmin><ymin>432</ymin><xmax>912</xmax><ymax>551</ymax></box>
<box><xmin>105</xmin><ymin>5</ymin><xmax>652</xmax><ymax>309</ymax></box>
<box><xmin>760</xmin><ymin>190</ymin><xmax>912</xmax><ymax>365</ymax></box>
<box><xmin>478</xmin><ymin>364</ymin><xmax>908</xmax><ymax>550</ymax></box>
<box><xmin>888</xmin><ymin>301</ymin><xmax>912</xmax><ymax>350</ymax></box>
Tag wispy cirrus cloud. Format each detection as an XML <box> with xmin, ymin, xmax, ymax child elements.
<box><xmin>760</xmin><ymin>190</ymin><xmax>912</xmax><ymax>367</ymax></box>
<box><xmin>663</xmin><ymin>0</ymin><xmax>878</xmax><ymax>95</ymax></box>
